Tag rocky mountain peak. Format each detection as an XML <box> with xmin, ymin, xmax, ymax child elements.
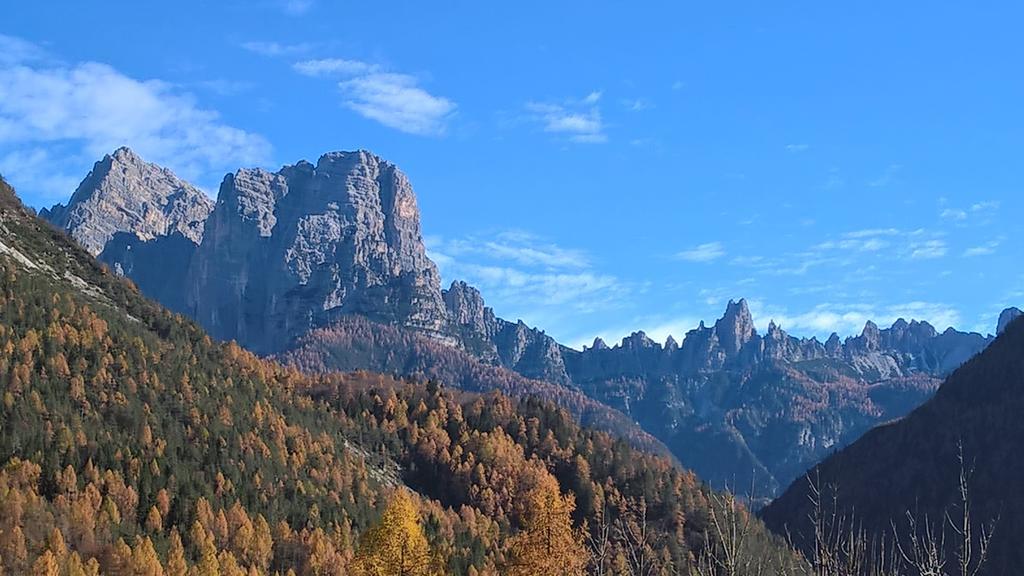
<box><xmin>998</xmin><ymin>307</ymin><xmax>1022</xmax><ymax>335</ymax></box>
<box><xmin>444</xmin><ymin>280</ymin><xmax>489</xmax><ymax>333</ymax></box>
<box><xmin>664</xmin><ymin>335</ymin><xmax>680</xmax><ymax>351</ymax></box>
<box><xmin>857</xmin><ymin>320</ymin><xmax>881</xmax><ymax>351</ymax></box>
<box><xmin>41</xmin><ymin>147</ymin><xmax>214</xmax><ymax>255</ymax></box>
<box><xmin>620</xmin><ymin>331</ymin><xmax>657</xmax><ymax>350</ymax></box>
<box><xmin>590</xmin><ymin>337</ymin><xmax>610</xmax><ymax>351</ymax></box>
<box><xmin>714</xmin><ymin>298</ymin><xmax>757</xmax><ymax>355</ymax></box>
<box><xmin>181</xmin><ymin>149</ymin><xmax>449</xmax><ymax>352</ymax></box>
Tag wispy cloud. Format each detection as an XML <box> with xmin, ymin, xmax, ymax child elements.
<box><xmin>748</xmin><ymin>300</ymin><xmax>963</xmax><ymax>337</ymax></box>
<box><xmin>240</xmin><ymin>41</ymin><xmax>311</xmax><ymax>57</ymax></box>
<box><xmin>909</xmin><ymin>239</ymin><xmax>947</xmax><ymax>259</ymax></box>
<box><xmin>290</xmin><ymin>56</ymin><xmax>455</xmax><ymax>136</ymax></box>
<box><xmin>814</xmin><ymin>228</ymin><xmax>947</xmax><ymax>261</ymax></box>
<box><xmin>963</xmin><ymin>240</ymin><xmax>1000</xmax><ymax>257</ymax></box>
<box><xmin>785</xmin><ymin>143</ymin><xmax>810</xmax><ymax>153</ymax></box>
<box><xmin>940</xmin><ymin>200</ymin><xmax>1000</xmax><ymax>224</ymax></box>
<box><xmin>524</xmin><ymin>92</ymin><xmax>607</xmax><ymax>143</ymax></box>
<box><xmin>868</xmin><ymin>163</ymin><xmax>902</xmax><ymax>188</ymax></box>
<box><xmin>280</xmin><ymin>0</ymin><xmax>314</xmax><ymax>15</ymax></box>
<box><xmin>293</xmin><ymin>58</ymin><xmax>376</xmax><ymax>77</ymax></box>
<box><xmin>676</xmin><ymin>242</ymin><xmax>726</xmax><ymax>263</ymax></box>
<box><xmin>0</xmin><ymin>35</ymin><xmax>271</xmax><ymax>201</ymax></box>
<box><xmin>431</xmin><ymin>230</ymin><xmax>589</xmax><ymax>270</ymax></box>
<box><xmin>940</xmin><ymin>208</ymin><xmax>967</xmax><ymax>221</ymax></box>
<box><xmin>428</xmin><ymin>230</ymin><xmax>630</xmax><ymax>332</ymax></box>
<box><xmin>622</xmin><ymin>97</ymin><xmax>653</xmax><ymax>112</ymax></box>
<box><xmin>0</xmin><ymin>34</ymin><xmax>47</xmax><ymax>66</ymax></box>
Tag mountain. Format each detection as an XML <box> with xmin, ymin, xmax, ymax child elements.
<box><xmin>559</xmin><ymin>298</ymin><xmax>996</xmax><ymax>497</ymax></box>
<box><xmin>998</xmin><ymin>306</ymin><xmax>1022</xmax><ymax>334</ymax></box>
<box><xmin>47</xmin><ymin>148</ymin><xmax>1004</xmax><ymax>499</ymax></box>
<box><xmin>760</xmin><ymin>313</ymin><xmax>1024</xmax><ymax>574</ymax></box>
<box><xmin>2</xmin><ymin>175</ymin><xmax>804</xmax><ymax>574</ymax></box>
<box><xmin>41</xmin><ymin>147</ymin><xmax>213</xmax><ymax>255</ymax></box>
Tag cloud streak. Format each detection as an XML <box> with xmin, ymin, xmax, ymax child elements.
<box><xmin>676</xmin><ymin>242</ymin><xmax>726</xmax><ymax>263</ymax></box>
<box><xmin>524</xmin><ymin>92</ymin><xmax>607</xmax><ymax>143</ymax></box>
<box><xmin>289</xmin><ymin>56</ymin><xmax>455</xmax><ymax>136</ymax></box>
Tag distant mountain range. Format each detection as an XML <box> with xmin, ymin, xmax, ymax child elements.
<box><xmin>762</xmin><ymin>311</ymin><xmax>1024</xmax><ymax>573</ymax></box>
<box><xmin>42</xmin><ymin>147</ymin><xmax>1015</xmax><ymax>496</ymax></box>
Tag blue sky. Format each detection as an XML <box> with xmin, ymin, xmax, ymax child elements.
<box><xmin>2</xmin><ymin>2</ymin><xmax>1021</xmax><ymax>347</ymax></box>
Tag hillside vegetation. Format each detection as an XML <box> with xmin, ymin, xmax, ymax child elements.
<box><xmin>0</xmin><ymin>177</ymin><xmax>800</xmax><ymax>574</ymax></box>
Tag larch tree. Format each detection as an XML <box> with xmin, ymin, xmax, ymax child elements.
<box><xmin>506</xmin><ymin>480</ymin><xmax>590</xmax><ymax>576</ymax></box>
<box><xmin>351</xmin><ymin>490</ymin><xmax>437</xmax><ymax>576</ymax></box>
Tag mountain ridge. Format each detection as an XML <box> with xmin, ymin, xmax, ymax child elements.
<box><xmin>760</xmin><ymin>313</ymin><xmax>1024</xmax><ymax>573</ymax></box>
<box><xmin>42</xmin><ymin>147</ymin><xmax>1012</xmax><ymax>496</ymax></box>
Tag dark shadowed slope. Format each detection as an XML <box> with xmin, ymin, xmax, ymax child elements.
<box><xmin>762</xmin><ymin>314</ymin><xmax>1024</xmax><ymax>574</ymax></box>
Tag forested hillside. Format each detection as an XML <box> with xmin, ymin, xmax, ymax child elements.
<box><xmin>0</xmin><ymin>177</ymin><xmax>800</xmax><ymax>573</ymax></box>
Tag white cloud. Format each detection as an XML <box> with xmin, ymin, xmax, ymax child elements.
<box><xmin>340</xmin><ymin>73</ymin><xmax>456</xmax><ymax>136</ymax></box>
<box><xmin>240</xmin><ymin>41</ymin><xmax>311</xmax><ymax>57</ymax></box>
<box><xmin>785</xmin><ymin>143</ymin><xmax>809</xmax><ymax>153</ymax></box>
<box><xmin>748</xmin><ymin>300</ymin><xmax>962</xmax><ymax>337</ymax></box>
<box><xmin>941</xmin><ymin>208</ymin><xmax>968</xmax><ymax>221</ymax></box>
<box><xmin>524</xmin><ymin>92</ymin><xmax>607</xmax><ymax>143</ymax></box>
<box><xmin>429</xmin><ymin>230</ymin><xmax>630</xmax><ymax>335</ymax></box>
<box><xmin>623</xmin><ymin>98</ymin><xmax>652</xmax><ymax>111</ymax></box>
<box><xmin>963</xmin><ymin>240</ymin><xmax>1000</xmax><ymax>257</ymax></box>
<box><xmin>843</xmin><ymin>228</ymin><xmax>902</xmax><ymax>239</ymax></box>
<box><xmin>293</xmin><ymin>58</ymin><xmax>376</xmax><ymax>77</ymax></box>
<box><xmin>940</xmin><ymin>200</ymin><xmax>1000</xmax><ymax>224</ymax></box>
<box><xmin>0</xmin><ymin>37</ymin><xmax>271</xmax><ymax>202</ymax></box>
<box><xmin>435</xmin><ymin>230</ymin><xmax>589</xmax><ymax>270</ymax></box>
<box><xmin>909</xmin><ymin>239</ymin><xmax>947</xmax><ymax>259</ymax></box>
<box><xmin>676</xmin><ymin>242</ymin><xmax>726</xmax><ymax>263</ymax></box>
<box><xmin>0</xmin><ymin>34</ymin><xmax>47</xmax><ymax>66</ymax></box>
<box><xmin>289</xmin><ymin>56</ymin><xmax>455</xmax><ymax>136</ymax></box>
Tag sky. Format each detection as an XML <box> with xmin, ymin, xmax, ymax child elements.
<box><xmin>1</xmin><ymin>2</ymin><xmax>1022</xmax><ymax>348</ymax></box>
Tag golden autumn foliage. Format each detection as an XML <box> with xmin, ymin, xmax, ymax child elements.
<box><xmin>352</xmin><ymin>491</ymin><xmax>438</xmax><ymax>576</ymax></box>
<box><xmin>0</xmin><ymin>179</ymin><xmax>800</xmax><ymax>576</ymax></box>
<box><xmin>506</xmin><ymin>479</ymin><xmax>589</xmax><ymax>576</ymax></box>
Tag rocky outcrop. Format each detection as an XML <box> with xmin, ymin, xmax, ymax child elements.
<box><xmin>442</xmin><ymin>280</ymin><xmax>572</xmax><ymax>385</ymax></box>
<box><xmin>185</xmin><ymin>151</ymin><xmax>449</xmax><ymax>353</ymax></box>
<box><xmin>998</xmin><ymin>306</ymin><xmax>1022</xmax><ymax>335</ymax></box>
<box><xmin>41</xmin><ymin>147</ymin><xmax>213</xmax><ymax>255</ymax></box>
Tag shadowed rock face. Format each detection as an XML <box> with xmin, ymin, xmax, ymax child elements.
<box><xmin>761</xmin><ymin>314</ymin><xmax>1024</xmax><ymax>573</ymax></box>
<box><xmin>998</xmin><ymin>306</ymin><xmax>1022</xmax><ymax>334</ymax></box>
<box><xmin>184</xmin><ymin>151</ymin><xmax>450</xmax><ymax>353</ymax></box>
<box><xmin>41</xmin><ymin>147</ymin><xmax>213</xmax><ymax>255</ymax></box>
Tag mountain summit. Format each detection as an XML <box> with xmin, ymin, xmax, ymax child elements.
<box><xmin>41</xmin><ymin>147</ymin><xmax>214</xmax><ymax>255</ymax></box>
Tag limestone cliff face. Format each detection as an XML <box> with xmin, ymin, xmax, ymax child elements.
<box><xmin>442</xmin><ymin>280</ymin><xmax>572</xmax><ymax>386</ymax></box>
<box><xmin>41</xmin><ymin>147</ymin><xmax>213</xmax><ymax>255</ymax></box>
<box><xmin>186</xmin><ymin>151</ymin><xmax>449</xmax><ymax>353</ymax></box>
